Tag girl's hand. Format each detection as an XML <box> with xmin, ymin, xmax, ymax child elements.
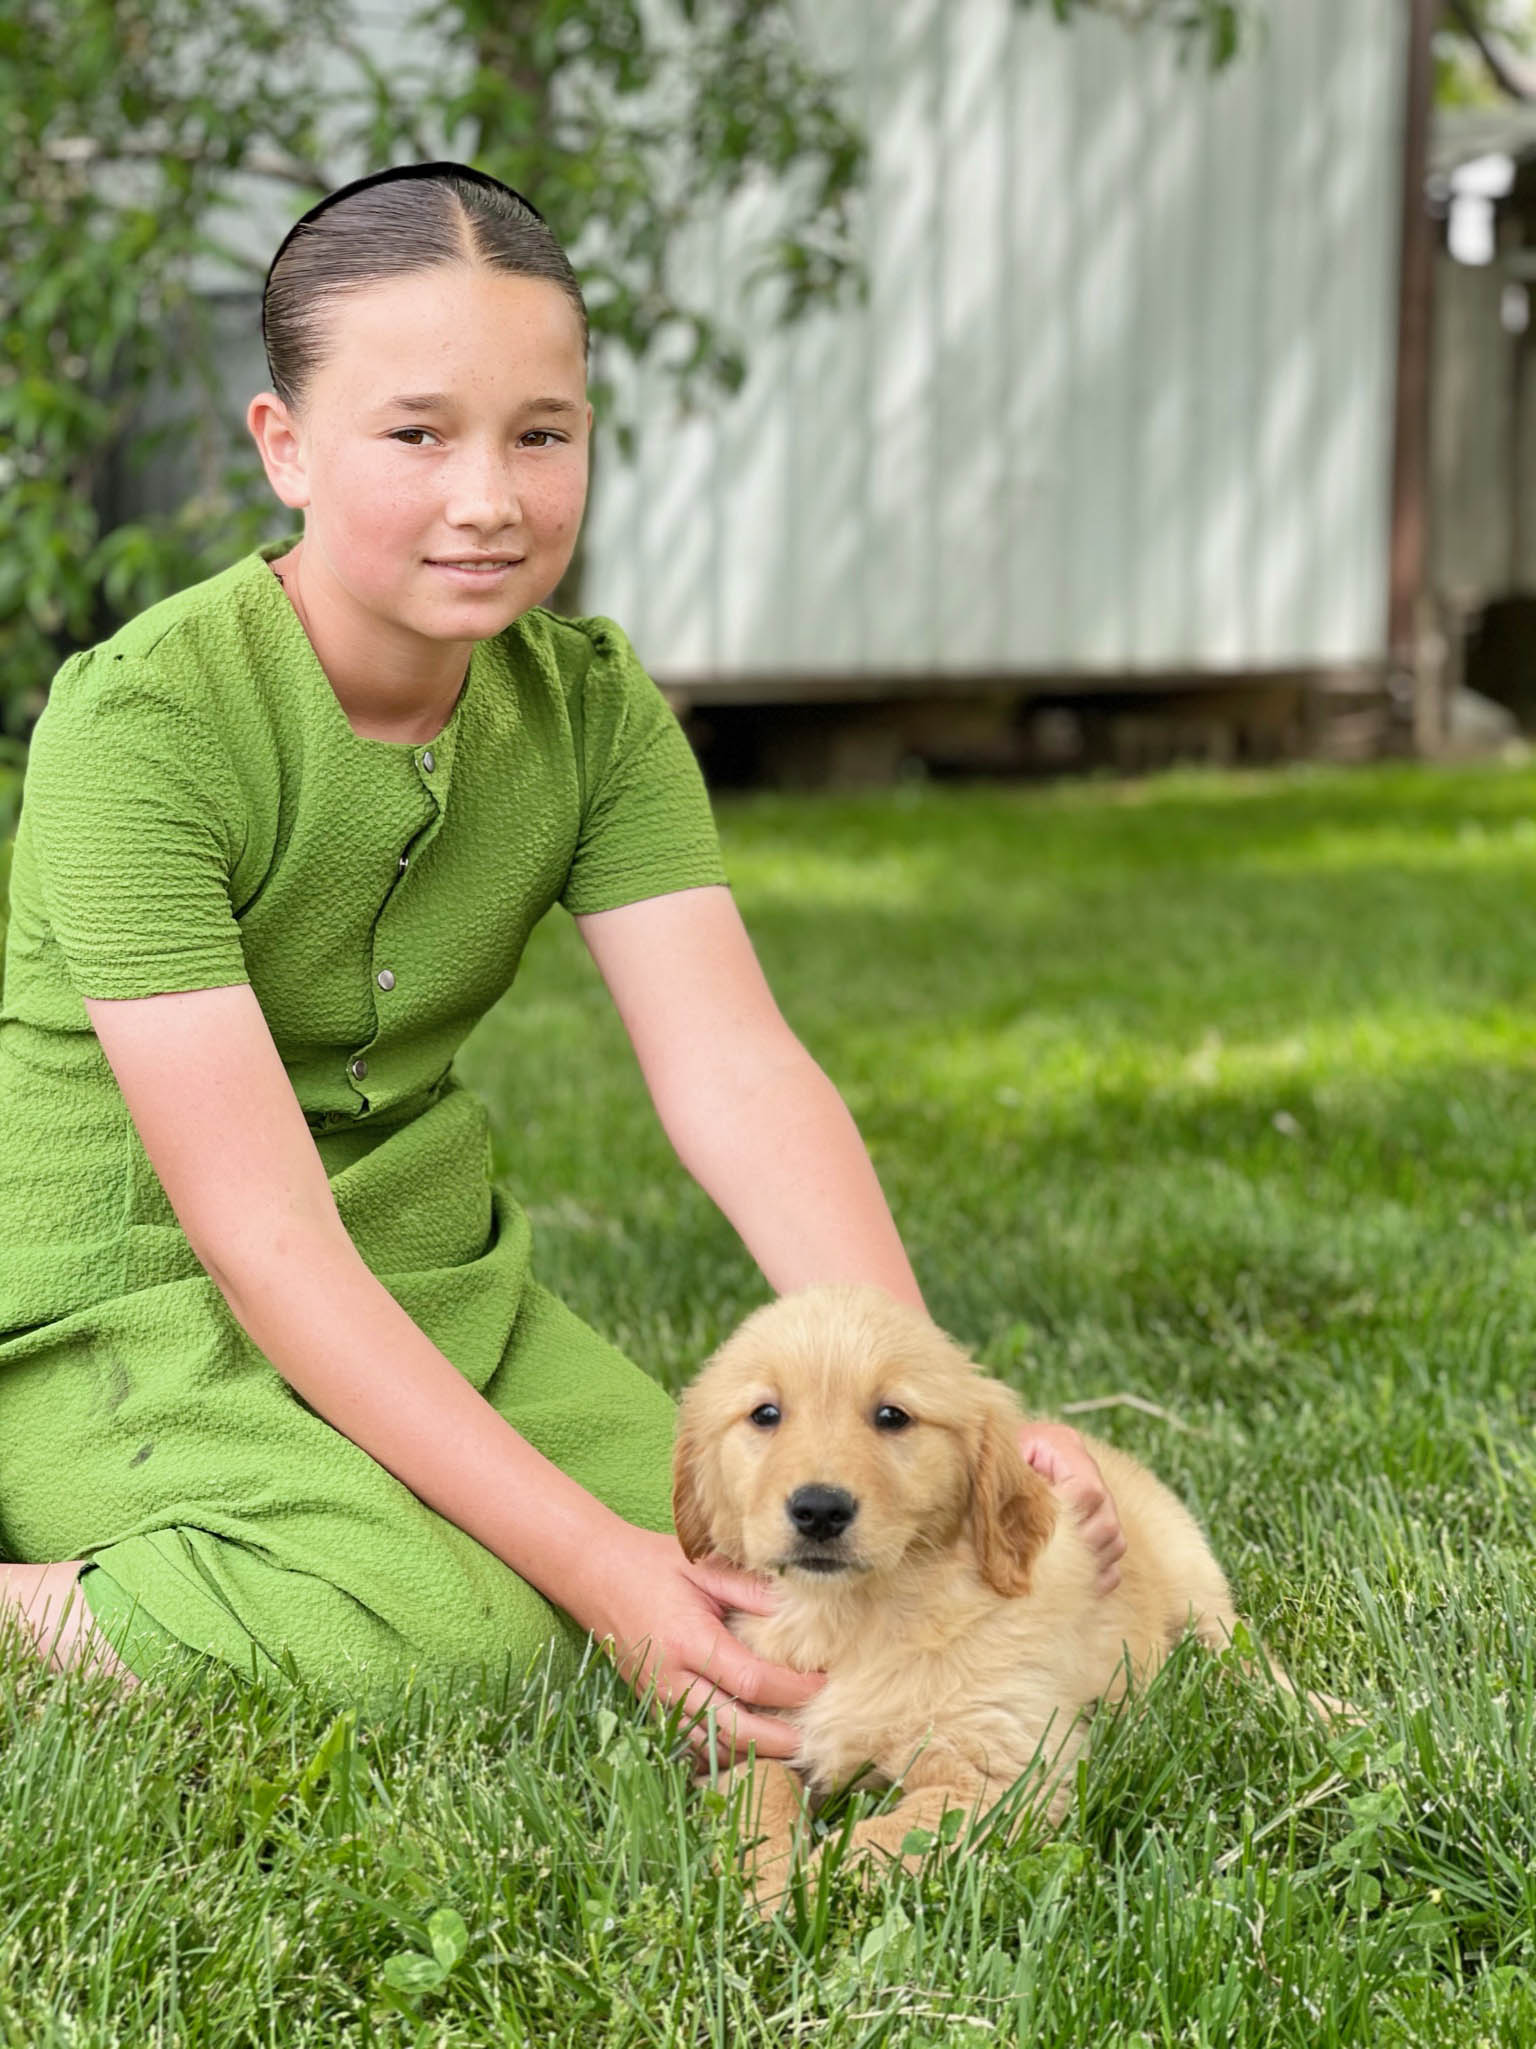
<box><xmin>1018</xmin><ymin>1421</ymin><xmax>1127</xmax><ymax>1594</ymax></box>
<box><xmin>581</xmin><ymin>1525</ymin><xmax>825</xmax><ymax>1767</ymax></box>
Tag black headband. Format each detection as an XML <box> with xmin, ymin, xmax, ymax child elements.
<box><xmin>260</xmin><ymin>160</ymin><xmax>548</xmax><ymax>377</ymax></box>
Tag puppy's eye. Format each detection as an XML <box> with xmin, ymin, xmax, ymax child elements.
<box><xmin>874</xmin><ymin>1404</ymin><xmax>912</xmax><ymax>1432</ymax></box>
<box><xmin>748</xmin><ymin>1403</ymin><xmax>781</xmax><ymax>1428</ymax></box>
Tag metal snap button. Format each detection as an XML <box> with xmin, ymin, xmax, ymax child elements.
<box><xmin>421</xmin><ymin>748</ymin><xmax>435</xmax><ymax>773</ymax></box>
<box><xmin>349</xmin><ymin>1056</ymin><xmax>368</xmax><ymax>1080</ymax></box>
<box><xmin>376</xmin><ymin>969</ymin><xmax>395</xmax><ymax>991</ymax></box>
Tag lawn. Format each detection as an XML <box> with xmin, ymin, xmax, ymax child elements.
<box><xmin>3</xmin><ymin>760</ymin><xmax>1534</xmax><ymax>2045</ymax></box>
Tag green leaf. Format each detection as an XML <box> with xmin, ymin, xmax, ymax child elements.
<box><xmin>382</xmin><ymin>1951</ymin><xmax>450</xmax><ymax>1994</ymax></box>
<box><xmin>247</xmin><ymin>1780</ymin><xmax>286</xmax><ymax>1829</ymax></box>
<box><xmin>298</xmin><ymin>1710</ymin><xmax>355</xmax><ymax>1799</ymax></box>
<box><xmin>1345</xmin><ymin>1869</ymin><xmax>1382</xmax><ymax>1914</ymax></box>
<box><xmin>859</xmin><ymin>1904</ymin><xmax>911</xmax><ymax>1966</ymax></box>
<box><xmin>426</xmin><ymin>1907</ymin><xmax>469</xmax><ymax>1970</ymax></box>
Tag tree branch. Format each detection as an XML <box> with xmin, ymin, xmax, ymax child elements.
<box><xmin>1446</xmin><ymin>0</ymin><xmax>1536</xmax><ymax>102</ymax></box>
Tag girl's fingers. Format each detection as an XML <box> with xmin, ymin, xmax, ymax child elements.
<box><xmin>1019</xmin><ymin>1421</ymin><xmax>1128</xmax><ymax>1593</ymax></box>
<box><xmin>667</xmin><ymin>1676</ymin><xmax>803</xmax><ymax>1762</ymax></box>
<box><xmin>603</xmin><ymin>1536</ymin><xmax>823</xmax><ymax>1763</ymax></box>
<box><xmin>1078</xmin><ymin>1512</ymin><xmax>1127</xmax><ymax>1592</ymax></box>
<box><xmin>687</xmin><ymin>1553</ymin><xmax>782</xmax><ymax>1617</ymax></box>
<box><xmin>672</xmin><ymin>1562</ymin><xmax>826</xmax><ymax>1707</ymax></box>
<box><xmin>689</xmin><ymin>1624</ymin><xmax>824</xmax><ymax>1711</ymax></box>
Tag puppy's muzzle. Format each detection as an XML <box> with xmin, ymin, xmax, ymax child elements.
<box><xmin>784</xmin><ymin>1484</ymin><xmax>859</xmax><ymax>1572</ymax></box>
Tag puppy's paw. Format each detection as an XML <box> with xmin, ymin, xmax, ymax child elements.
<box><xmin>701</xmin><ymin>1758</ymin><xmax>810</xmax><ymax>1914</ymax></box>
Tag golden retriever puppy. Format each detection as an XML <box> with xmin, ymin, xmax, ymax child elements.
<box><xmin>672</xmin><ymin>1283</ymin><xmax>1291</xmax><ymax>1903</ymax></box>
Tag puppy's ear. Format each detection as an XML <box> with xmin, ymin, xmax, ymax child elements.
<box><xmin>969</xmin><ymin>1388</ymin><xmax>1058</xmax><ymax>1598</ymax></box>
<box><xmin>670</xmin><ymin>1415</ymin><xmax>716</xmax><ymax>1562</ymax></box>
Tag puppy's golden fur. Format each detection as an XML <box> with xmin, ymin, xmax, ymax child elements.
<box><xmin>673</xmin><ymin>1284</ymin><xmax>1273</xmax><ymax>1899</ymax></box>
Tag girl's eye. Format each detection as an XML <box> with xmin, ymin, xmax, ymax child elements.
<box><xmin>388</xmin><ymin>428</ymin><xmax>563</xmax><ymax>448</ymax></box>
<box><xmin>748</xmin><ymin>1403</ymin><xmax>781</xmax><ymax>1429</ymax></box>
<box><xmin>874</xmin><ymin>1404</ymin><xmax>912</xmax><ymax>1432</ymax></box>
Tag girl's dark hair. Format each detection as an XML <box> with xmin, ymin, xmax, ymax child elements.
<box><xmin>261</xmin><ymin>161</ymin><xmax>589</xmax><ymax>412</ymax></box>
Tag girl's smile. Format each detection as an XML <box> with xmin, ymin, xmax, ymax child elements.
<box><xmin>426</xmin><ymin>556</ymin><xmax>526</xmax><ymax>586</ymax></box>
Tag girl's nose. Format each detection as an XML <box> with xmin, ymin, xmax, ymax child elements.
<box><xmin>444</xmin><ymin>451</ymin><xmax>522</xmax><ymax>532</ymax></box>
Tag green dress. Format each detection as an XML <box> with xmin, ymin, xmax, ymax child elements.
<box><xmin>0</xmin><ymin>535</ymin><xmax>728</xmax><ymax>1699</ymax></box>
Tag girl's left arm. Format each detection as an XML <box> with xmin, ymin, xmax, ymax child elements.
<box><xmin>577</xmin><ymin>883</ymin><xmax>922</xmax><ymax>1309</ymax></box>
<box><xmin>576</xmin><ymin>884</ymin><xmax>1127</xmax><ymax>1591</ymax></box>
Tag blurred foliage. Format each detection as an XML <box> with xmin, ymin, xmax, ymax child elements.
<box><xmin>1014</xmin><ymin>0</ymin><xmax>1253</xmax><ymax>70</ymax></box>
<box><xmin>0</xmin><ymin>0</ymin><xmax>867</xmax><ymax>742</ymax></box>
<box><xmin>1033</xmin><ymin>0</ymin><xmax>1536</xmax><ymax>106</ymax></box>
<box><xmin>1435</xmin><ymin>0</ymin><xmax>1536</xmax><ymax>107</ymax></box>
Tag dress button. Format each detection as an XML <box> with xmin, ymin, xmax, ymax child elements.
<box><xmin>398</xmin><ymin>851</ymin><xmax>410</xmax><ymax>871</ymax></box>
<box><xmin>349</xmin><ymin>1056</ymin><xmax>368</xmax><ymax>1080</ymax></box>
<box><xmin>421</xmin><ymin>748</ymin><xmax>435</xmax><ymax>773</ymax></box>
<box><xmin>376</xmin><ymin>969</ymin><xmax>395</xmax><ymax>991</ymax></box>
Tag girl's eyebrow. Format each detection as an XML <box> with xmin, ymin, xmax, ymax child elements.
<box><xmin>374</xmin><ymin>391</ymin><xmax>583</xmax><ymax>417</ymax></box>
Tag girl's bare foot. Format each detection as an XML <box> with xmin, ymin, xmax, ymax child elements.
<box><xmin>0</xmin><ymin>1562</ymin><xmax>140</xmax><ymax>1689</ymax></box>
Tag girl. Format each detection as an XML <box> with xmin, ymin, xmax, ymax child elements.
<box><xmin>0</xmin><ymin>162</ymin><xmax>1123</xmax><ymax>1760</ymax></box>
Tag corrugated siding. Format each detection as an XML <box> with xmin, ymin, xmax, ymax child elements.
<box><xmin>1432</xmin><ymin>253</ymin><xmax>1536</xmax><ymax>605</ymax></box>
<box><xmin>582</xmin><ymin>0</ymin><xmax>1407</xmax><ymax>681</ymax></box>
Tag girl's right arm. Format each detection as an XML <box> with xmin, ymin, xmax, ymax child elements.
<box><xmin>83</xmin><ymin>980</ymin><xmax>821</xmax><ymax>1760</ymax></box>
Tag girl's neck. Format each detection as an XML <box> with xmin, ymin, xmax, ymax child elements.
<box><xmin>268</xmin><ymin>539</ymin><xmax>469</xmax><ymax>745</ymax></box>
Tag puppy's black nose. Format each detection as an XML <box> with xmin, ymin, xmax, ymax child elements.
<box><xmin>786</xmin><ymin>1485</ymin><xmax>858</xmax><ymax>1543</ymax></box>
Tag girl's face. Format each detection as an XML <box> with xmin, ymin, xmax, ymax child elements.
<box><xmin>255</xmin><ymin>263</ymin><xmax>591</xmax><ymax>650</ymax></box>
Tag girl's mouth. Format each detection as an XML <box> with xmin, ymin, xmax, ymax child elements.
<box><xmin>427</xmin><ymin>558</ymin><xmax>524</xmax><ymax>582</ymax></box>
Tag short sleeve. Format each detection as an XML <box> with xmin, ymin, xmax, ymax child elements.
<box><xmin>20</xmin><ymin>650</ymin><xmax>250</xmax><ymax>999</ymax></box>
<box><xmin>556</xmin><ymin>616</ymin><xmax>729</xmax><ymax>916</ymax></box>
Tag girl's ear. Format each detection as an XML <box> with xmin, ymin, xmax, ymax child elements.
<box><xmin>969</xmin><ymin>1386</ymin><xmax>1058</xmax><ymax>1597</ymax></box>
<box><xmin>670</xmin><ymin>1415</ymin><xmax>716</xmax><ymax>1563</ymax></box>
<box><xmin>245</xmin><ymin>391</ymin><xmax>311</xmax><ymax>511</ymax></box>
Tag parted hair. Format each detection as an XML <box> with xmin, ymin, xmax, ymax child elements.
<box><xmin>261</xmin><ymin>165</ymin><xmax>589</xmax><ymax>412</ymax></box>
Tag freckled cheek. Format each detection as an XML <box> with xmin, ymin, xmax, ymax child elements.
<box><xmin>331</xmin><ymin>480</ymin><xmax>427</xmax><ymax>579</ymax></box>
<box><xmin>324</xmin><ymin>452</ymin><xmax>431</xmax><ymax>541</ymax></box>
<box><xmin>523</xmin><ymin>460</ymin><xmax>589</xmax><ymax>542</ymax></box>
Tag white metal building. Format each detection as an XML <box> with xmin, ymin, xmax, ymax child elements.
<box><xmin>578</xmin><ymin>0</ymin><xmax>1409</xmax><ymax>690</ymax></box>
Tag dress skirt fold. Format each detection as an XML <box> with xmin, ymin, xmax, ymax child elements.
<box><xmin>0</xmin><ymin>1085</ymin><xmax>678</xmax><ymax>1696</ymax></box>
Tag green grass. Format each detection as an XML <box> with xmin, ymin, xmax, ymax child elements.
<box><xmin>5</xmin><ymin>759</ymin><xmax>1535</xmax><ymax>2045</ymax></box>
